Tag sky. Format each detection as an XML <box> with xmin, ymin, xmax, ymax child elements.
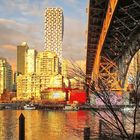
<box><xmin>0</xmin><ymin>0</ymin><xmax>88</xmax><ymax>71</ymax></box>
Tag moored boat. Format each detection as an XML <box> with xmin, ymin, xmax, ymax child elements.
<box><xmin>24</xmin><ymin>104</ymin><xmax>36</xmax><ymax>110</ymax></box>
<box><xmin>63</xmin><ymin>104</ymin><xmax>79</xmax><ymax>111</ymax></box>
<box><xmin>121</xmin><ymin>107</ymin><xmax>135</xmax><ymax>113</ymax></box>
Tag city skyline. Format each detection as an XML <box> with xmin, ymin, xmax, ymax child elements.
<box><xmin>0</xmin><ymin>0</ymin><xmax>87</xmax><ymax>71</ymax></box>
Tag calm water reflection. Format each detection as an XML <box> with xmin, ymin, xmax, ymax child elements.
<box><xmin>0</xmin><ymin>110</ymin><xmax>97</xmax><ymax>140</ymax></box>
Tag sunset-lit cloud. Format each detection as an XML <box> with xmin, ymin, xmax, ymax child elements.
<box><xmin>0</xmin><ymin>44</ymin><xmax>17</xmax><ymax>71</ymax></box>
<box><xmin>63</xmin><ymin>17</ymin><xmax>86</xmax><ymax>60</ymax></box>
<box><xmin>0</xmin><ymin>0</ymin><xmax>88</xmax><ymax>71</ymax></box>
<box><xmin>1</xmin><ymin>44</ymin><xmax>16</xmax><ymax>51</ymax></box>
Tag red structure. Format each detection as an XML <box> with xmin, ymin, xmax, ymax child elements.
<box><xmin>41</xmin><ymin>88</ymin><xmax>87</xmax><ymax>104</ymax></box>
<box><xmin>69</xmin><ymin>89</ymin><xmax>87</xmax><ymax>104</ymax></box>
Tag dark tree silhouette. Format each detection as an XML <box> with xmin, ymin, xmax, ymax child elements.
<box><xmin>68</xmin><ymin>62</ymin><xmax>140</xmax><ymax>140</ymax></box>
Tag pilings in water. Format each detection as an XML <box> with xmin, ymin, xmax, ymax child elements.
<box><xmin>19</xmin><ymin>113</ymin><xmax>25</xmax><ymax>140</ymax></box>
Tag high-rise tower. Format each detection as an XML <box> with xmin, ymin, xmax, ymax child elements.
<box><xmin>44</xmin><ymin>8</ymin><xmax>64</xmax><ymax>62</ymax></box>
<box><xmin>17</xmin><ymin>42</ymin><xmax>28</xmax><ymax>75</ymax></box>
<box><xmin>0</xmin><ymin>57</ymin><xmax>12</xmax><ymax>95</ymax></box>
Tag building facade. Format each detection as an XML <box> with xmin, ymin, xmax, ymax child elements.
<box><xmin>17</xmin><ymin>42</ymin><xmax>28</xmax><ymax>75</ymax></box>
<box><xmin>17</xmin><ymin>73</ymin><xmax>55</xmax><ymax>99</ymax></box>
<box><xmin>61</xmin><ymin>59</ymin><xmax>68</xmax><ymax>78</ymax></box>
<box><xmin>36</xmin><ymin>51</ymin><xmax>59</xmax><ymax>75</ymax></box>
<box><xmin>0</xmin><ymin>57</ymin><xmax>12</xmax><ymax>95</ymax></box>
<box><xmin>26</xmin><ymin>49</ymin><xmax>37</xmax><ymax>74</ymax></box>
<box><xmin>17</xmin><ymin>73</ymin><xmax>40</xmax><ymax>99</ymax></box>
<box><xmin>44</xmin><ymin>8</ymin><xmax>64</xmax><ymax>61</ymax></box>
<box><xmin>17</xmin><ymin>51</ymin><xmax>61</xmax><ymax>99</ymax></box>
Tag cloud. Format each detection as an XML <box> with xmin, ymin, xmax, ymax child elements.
<box><xmin>0</xmin><ymin>0</ymin><xmax>87</xmax><ymax>72</ymax></box>
<box><xmin>0</xmin><ymin>0</ymin><xmax>58</xmax><ymax>18</ymax></box>
<box><xmin>0</xmin><ymin>18</ymin><xmax>44</xmax><ymax>70</ymax></box>
<box><xmin>1</xmin><ymin>44</ymin><xmax>16</xmax><ymax>51</ymax></box>
<box><xmin>63</xmin><ymin>17</ymin><xmax>86</xmax><ymax>60</ymax></box>
<box><xmin>0</xmin><ymin>44</ymin><xmax>17</xmax><ymax>71</ymax></box>
<box><xmin>0</xmin><ymin>0</ymin><xmax>41</xmax><ymax>17</ymax></box>
<box><xmin>0</xmin><ymin>18</ymin><xmax>43</xmax><ymax>48</ymax></box>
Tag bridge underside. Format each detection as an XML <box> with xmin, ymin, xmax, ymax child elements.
<box><xmin>86</xmin><ymin>0</ymin><xmax>140</xmax><ymax>90</ymax></box>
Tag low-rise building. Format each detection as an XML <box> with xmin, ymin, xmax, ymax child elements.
<box><xmin>17</xmin><ymin>73</ymin><xmax>40</xmax><ymax>99</ymax></box>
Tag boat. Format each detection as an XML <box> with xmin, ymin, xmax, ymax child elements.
<box><xmin>4</xmin><ymin>106</ymin><xmax>12</xmax><ymax>109</ymax></box>
<box><xmin>63</xmin><ymin>104</ymin><xmax>79</xmax><ymax>111</ymax></box>
<box><xmin>23</xmin><ymin>104</ymin><xmax>36</xmax><ymax>110</ymax></box>
<box><xmin>121</xmin><ymin>106</ymin><xmax>135</xmax><ymax>113</ymax></box>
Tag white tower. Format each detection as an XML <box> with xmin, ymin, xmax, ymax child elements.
<box><xmin>44</xmin><ymin>8</ymin><xmax>64</xmax><ymax>62</ymax></box>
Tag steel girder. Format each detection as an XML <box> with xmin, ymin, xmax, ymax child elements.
<box><xmin>86</xmin><ymin>0</ymin><xmax>140</xmax><ymax>90</ymax></box>
<box><xmin>86</xmin><ymin>0</ymin><xmax>109</xmax><ymax>83</ymax></box>
<box><xmin>118</xmin><ymin>30</ymin><xmax>140</xmax><ymax>87</ymax></box>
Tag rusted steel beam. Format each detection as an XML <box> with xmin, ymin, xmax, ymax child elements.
<box><xmin>93</xmin><ymin>0</ymin><xmax>118</xmax><ymax>80</ymax></box>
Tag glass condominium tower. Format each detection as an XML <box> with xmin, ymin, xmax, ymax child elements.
<box><xmin>44</xmin><ymin>8</ymin><xmax>64</xmax><ymax>62</ymax></box>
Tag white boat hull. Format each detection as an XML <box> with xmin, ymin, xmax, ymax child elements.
<box><xmin>24</xmin><ymin>104</ymin><xmax>36</xmax><ymax>110</ymax></box>
<box><xmin>63</xmin><ymin>105</ymin><xmax>79</xmax><ymax>111</ymax></box>
<box><xmin>24</xmin><ymin>107</ymin><xmax>36</xmax><ymax>110</ymax></box>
